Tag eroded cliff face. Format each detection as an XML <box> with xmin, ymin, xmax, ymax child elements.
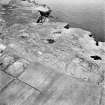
<box><xmin>0</xmin><ymin>0</ymin><xmax>104</xmax><ymax>105</ymax></box>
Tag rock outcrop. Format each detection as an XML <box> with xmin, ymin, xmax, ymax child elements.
<box><xmin>2</xmin><ymin>22</ymin><xmax>105</xmax><ymax>84</ymax></box>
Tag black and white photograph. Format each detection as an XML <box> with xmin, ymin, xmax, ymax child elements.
<box><xmin>0</xmin><ymin>0</ymin><xmax>104</xmax><ymax>105</ymax></box>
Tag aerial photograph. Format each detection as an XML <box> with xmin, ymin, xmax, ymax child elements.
<box><xmin>0</xmin><ymin>0</ymin><xmax>104</xmax><ymax>105</ymax></box>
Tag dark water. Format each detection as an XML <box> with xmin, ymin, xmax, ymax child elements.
<box><xmin>38</xmin><ymin>0</ymin><xmax>104</xmax><ymax>42</ymax></box>
<box><xmin>0</xmin><ymin>0</ymin><xmax>104</xmax><ymax>42</ymax></box>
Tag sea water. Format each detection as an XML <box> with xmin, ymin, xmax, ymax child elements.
<box><xmin>38</xmin><ymin>0</ymin><xmax>104</xmax><ymax>41</ymax></box>
<box><xmin>0</xmin><ymin>0</ymin><xmax>104</xmax><ymax>41</ymax></box>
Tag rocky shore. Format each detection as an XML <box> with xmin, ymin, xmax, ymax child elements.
<box><xmin>0</xmin><ymin>0</ymin><xmax>105</xmax><ymax>105</ymax></box>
